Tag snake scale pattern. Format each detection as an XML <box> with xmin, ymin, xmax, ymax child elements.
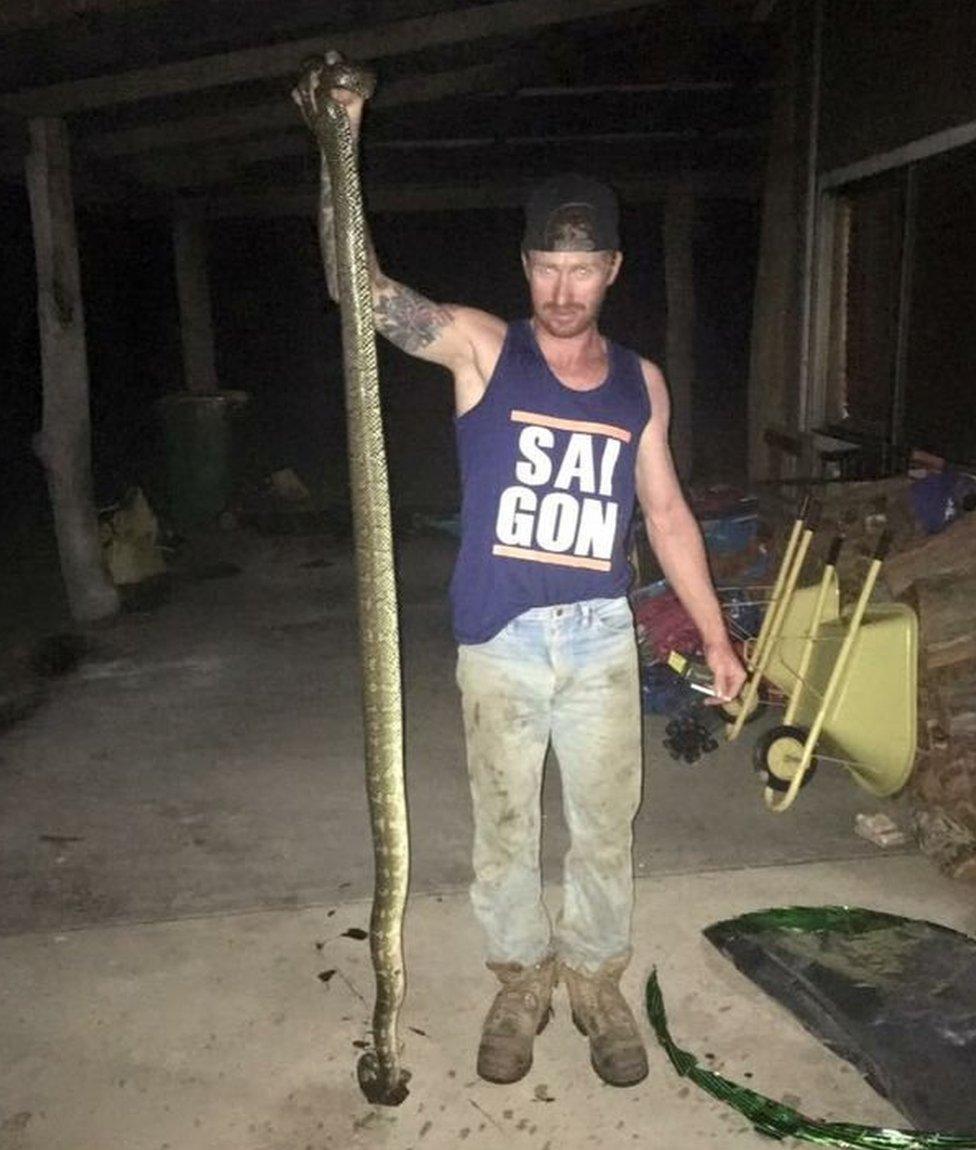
<box><xmin>294</xmin><ymin>55</ymin><xmax>410</xmax><ymax>1107</ymax></box>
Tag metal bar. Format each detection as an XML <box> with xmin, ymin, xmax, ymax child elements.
<box><xmin>728</xmin><ymin>525</ymin><xmax>813</xmax><ymax>742</ymax></box>
<box><xmin>783</xmin><ymin>536</ymin><xmax>841</xmax><ymax>725</ymax></box>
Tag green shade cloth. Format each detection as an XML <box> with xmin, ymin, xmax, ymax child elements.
<box><xmin>646</xmin><ymin>958</ymin><xmax>976</xmax><ymax>1149</ymax></box>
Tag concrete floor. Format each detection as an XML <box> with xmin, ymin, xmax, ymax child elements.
<box><xmin>1</xmin><ymin>529</ymin><xmax>970</xmax><ymax>1149</ymax></box>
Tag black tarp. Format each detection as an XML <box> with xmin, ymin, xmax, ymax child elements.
<box><xmin>704</xmin><ymin>907</ymin><xmax>976</xmax><ymax>1134</ymax></box>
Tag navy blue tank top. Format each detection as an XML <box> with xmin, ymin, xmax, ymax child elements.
<box><xmin>450</xmin><ymin>319</ymin><xmax>651</xmax><ymax>644</ymax></box>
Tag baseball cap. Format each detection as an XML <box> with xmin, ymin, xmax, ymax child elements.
<box><xmin>522</xmin><ymin>173</ymin><xmax>620</xmax><ymax>252</ymax></box>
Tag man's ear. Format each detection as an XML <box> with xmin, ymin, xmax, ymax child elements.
<box><xmin>607</xmin><ymin>251</ymin><xmax>623</xmax><ymax>284</ymax></box>
<box><xmin>521</xmin><ymin>249</ymin><xmax>532</xmax><ymax>280</ymax></box>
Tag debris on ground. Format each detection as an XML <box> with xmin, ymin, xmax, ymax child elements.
<box><xmin>268</xmin><ymin>468</ymin><xmax>311</xmax><ymax>505</ymax></box>
<box><xmin>233</xmin><ymin>468</ymin><xmax>346</xmax><ymax>536</ymax></box>
<box><xmin>854</xmin><ymin>812</ymin><xmax>909</xmax><ymax>848</ymax></box>
<box><xmin>663</xmin><ymin>707</ymin><xmax>722</xmax><ymax>764</ymax></box>
<box><xmin>99</xmin><ymin>487</ymin><xmax>167</xmax><ymax>586</ymax></box>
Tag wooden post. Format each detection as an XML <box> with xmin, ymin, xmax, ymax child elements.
<box><xmin>25</xmin><ymin>116</ymin><xmax>118</xmax><ymax>623</ymax></box>
<box><xmin>663</xmin><ymin>186</ymin><xmax>695</xmax><ymax>479</ymax></box>
<box><xmin>747</xmin><ymin>0</ymin><xmax>808</xmax><ymax>479</ymax></box>
<box><xmin>173</xmin><ymin>203</ymin><xmax>218</xmax><ymax>395</ymax></box>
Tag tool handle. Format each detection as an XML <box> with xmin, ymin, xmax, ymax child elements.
<box><xmin>797</xmin><ymin>492</ymin><xmax>812</xmax><ymax>522</ymax></box>
<box><xmin>873</xmin><ymin>529</ymin><xmax>893</xmax><ymax>561</ymax></box>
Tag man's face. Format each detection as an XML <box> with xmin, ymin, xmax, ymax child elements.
<box><xmin>522</xmin><ymin>249</ymin><xmax>622</xmax><ymax>339</ymax></box>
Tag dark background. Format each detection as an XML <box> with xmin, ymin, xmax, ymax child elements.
<box><xmin>1</xmin><ymin>188</ymin><xmax>757</xmax><ymax>530</ymax></box>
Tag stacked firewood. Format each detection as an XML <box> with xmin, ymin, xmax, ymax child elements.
<box><xmin>884</xmin><ymin>515</ymin><xmax>976</xmax><ymax>879</ymax></box>
<box><xmin>756</xmin><ymin>477</ymin><xmax>920</xmax><ymax>603</ymax></box>
<box><xmin>757</xmin><ymin>480</ymin><xmax>976</xmax><ymax>879</ymax></box>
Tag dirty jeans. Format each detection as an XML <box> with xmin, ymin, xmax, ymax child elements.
<box><xmin>456</xmin><ymin>597</ymin><xmax>643</xmax><ymax>974</ymax></box>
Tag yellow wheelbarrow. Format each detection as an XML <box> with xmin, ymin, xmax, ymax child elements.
<box><xmin>721</xmin><ymin>494</ymin><xmax>837</xmax><ymax>730</ymax></box>
<box><xmin>750</xmin><ymin>530</ymin><xmax>917</xmax><ymax>813</ymax></box>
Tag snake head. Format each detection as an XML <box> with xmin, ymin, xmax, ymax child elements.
<box><xmin>356</xmin><ymin>1051</ymin><xmax>411</xmax><ymax>1107</ymax></box>
<box><xmin>292</xmin><ymin>51</ymin><xmax>377</xmax><ymax>129</ymax></box>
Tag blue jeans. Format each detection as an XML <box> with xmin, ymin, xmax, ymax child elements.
<box><xmin>456</xmin><ymin>597</ymin><xmax>643</xmax><ymax>974</ymax></box>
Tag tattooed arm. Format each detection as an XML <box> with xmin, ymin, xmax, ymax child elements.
<box><xmin>372</xmin><ymin>277</ymin><xmax>453</xmax><ymax>356</ymax></box>
<box><xmin>370</xmin><ymin>264</ymin><xmax>506</xmax><ymax>422</ymax></box>
<box><xmin>320</xmin><ymin>72</ymin><xmax>506</xmax><ymax>406</ymax></box>
<box><xmin>314</xmin><ymin>142</ymin><xmax>457</xmax><ymax>357</ymax></box>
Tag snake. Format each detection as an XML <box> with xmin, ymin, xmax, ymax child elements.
<box><xmin>293</xmin><ymin>54</ymin><xmax>410</xmax><ymax>1107</ymax></box>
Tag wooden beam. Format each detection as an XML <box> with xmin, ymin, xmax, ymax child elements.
<box><xmin>516</xmin><ymin>81</ymin><xmax>758</xmax><ymax>95</ymax></box>
<box><xmin>122</xmin><ymin>126</ymin><xmax>763</xmax><ymax>189</ymax></box>
<box><xmin>169</xmin><ymin>171</ymin><xmax>760</xmax><ymax>219</ymax></box>
<box><xmin>81</xmin><ymin>63</ymin><xmax>506</xmax><ymax>159</ymax></box>
<box><xmin>0</xmin><ymin>0</ymin><xmax>169</xmax><ymax>32</ymax></box>
<box><xmin>371</xmin><ymin>130</ymin><xmax>761</xmax><ymax>147</ymax></box>
<box><xmin>79</xmin><ymin>71</ymin><xmax>768</xmax><ymax>160</ymax></box>
<box><xmin>747</xmin><ymin>11</ymin><xmax>802</xmax><ymax>480</ymax></box>
<box><xmin>819</xmin><ymin>119</ymin><xmax>976</xmax><ymax>191</ymax></box>
<box><xmin>0</xmin><ymin>0</ymin><xmax>663</xmax><ymax>116</ymax></box>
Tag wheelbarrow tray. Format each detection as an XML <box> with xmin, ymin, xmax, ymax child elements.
<box><xmin>787</xmin><ymin>602</ymin><xmax>917</xmax><ymax>796</ymax></box>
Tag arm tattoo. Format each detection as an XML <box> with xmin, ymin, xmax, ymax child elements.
<box><xmin>373</xmin><ymin>282</ymin><xmax>454</xmax><ymax>354</ymax></box>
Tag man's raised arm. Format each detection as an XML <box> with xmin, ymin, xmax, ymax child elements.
<box><xmin>294</xmin><ymin>57</ymin><xmax>495</xmax><ymax>378</ymax></box>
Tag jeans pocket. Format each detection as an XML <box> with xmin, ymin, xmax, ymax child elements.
<box><xmin>590</xmin><ymin>598</ymin><xmax>635</xmax><ymax>636</ymax></box>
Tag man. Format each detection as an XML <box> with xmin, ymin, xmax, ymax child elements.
<box><xmin>319</xmin><ymin>72</ymin><xmax>745</xmax><ymax>1089</ymax></box>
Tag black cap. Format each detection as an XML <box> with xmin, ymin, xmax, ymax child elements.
<box><xmin>522</xmin><ymin>173</ymin><xmax>620</xmax><ymax>252</ymax></box>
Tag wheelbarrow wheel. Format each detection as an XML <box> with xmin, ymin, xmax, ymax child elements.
<box><xmin>754</xmin><ymin>724</ymin><xmax>818</xmax><ymax>793</ymax></box>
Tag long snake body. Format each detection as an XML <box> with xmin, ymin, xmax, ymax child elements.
<box><xmin>293</xmin><ymin>55</ymin><xmax>410</xmax><ymax>1107</ymax></box>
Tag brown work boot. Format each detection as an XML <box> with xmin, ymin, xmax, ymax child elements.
<box><xmin>561</xmin><ymin>955</ymin><xmax>648</xmax><ymax>1087</ymax></box>
<box><xmin>477</xmin><ymin>956</ymin><xmax>556</xmax><ymax>1084</ymax></box>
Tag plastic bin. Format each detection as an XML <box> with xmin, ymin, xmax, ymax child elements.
<box><xmin>157</xmin><ymin>390</ymin><xmax>249</xmax><ymax>527</ymax></box>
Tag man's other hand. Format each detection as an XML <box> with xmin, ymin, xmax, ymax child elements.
<box><xmin>702</xmin><ymin>639</ymin><xmax>747</xmax><ymax>705</ymax></box>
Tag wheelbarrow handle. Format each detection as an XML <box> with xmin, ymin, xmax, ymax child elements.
<box><xmin>873</xmin><ymin>529</ymin><xmax>893</xmax><ymax>561</ymax></box>
<box><xmin>797</xmin><ymin>492</ymin><xmax>812</xmax><ymax>522</ymax></box>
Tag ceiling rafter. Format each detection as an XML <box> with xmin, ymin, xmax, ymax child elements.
<box><xmin>0</xmin><ymin>2</ymin><xmax>772</xmax><ymax>213</ymax></box>
<box><xmin>0</xmin><ymin>0</ymin><xmax>170</xmax><ymax>32</ymax></box>
<box><xmin>81</xmin><ymin>62</ymin><xmax>506</xmax><ymax>158</ymax></box>
<box><xmin>173</xmin><ymin>169</ymin><xmax>761</xmax><ymax>219</ymax></box>
<box><xmin>0</xmin><ymin>0</ymin><xmax>663</xmax><ymax>116</ymax></box>
<box><xmin>124</xmin><ymin>128</ymin><xmax>761</xmax><ymax>192</ymax></box>
<box><xmin>78</xmin><ymin>72</ymin><xmax>768</xmax><ymax>160</ymax></box>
